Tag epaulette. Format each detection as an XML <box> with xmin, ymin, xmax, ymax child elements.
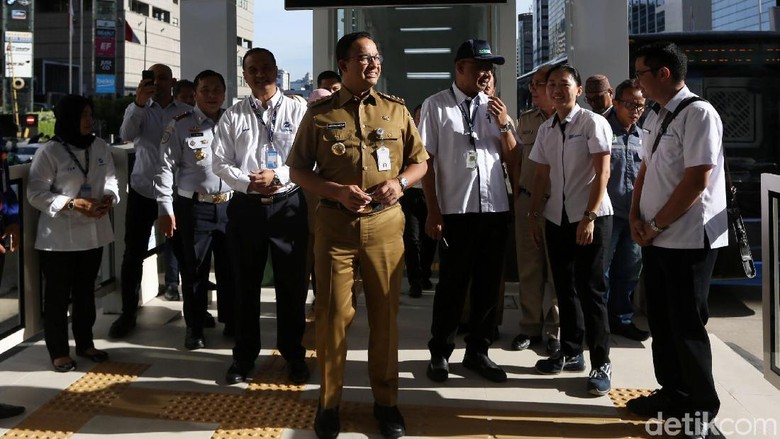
<box><xmin>377</xmin><ymin>91</ymin><xmax>405</xmax><ymax>105</ymax></box>
<box><xmin>520</xmin><ymin>108</ymin><xmax>538</xmax><ymax>117</ymax></box>
<box><xmin>309</xmin><ymin>94</ymin><xmax>335</xmax><ymax>108</ymax></box>
<box><xmin>173</xmin><ymin>110</ymin><xmax>193</xmax><ymax>121</ymax></box>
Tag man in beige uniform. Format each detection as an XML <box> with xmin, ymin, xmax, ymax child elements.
<box><xmin>511</xmin><ymin>65</ymin><xmax>560</xmax><ymax>355</ymax></box>
<box><xmin>288</xmin><ymin>31</ymin><xmax>428</xmax><ymax>439</ymax></box>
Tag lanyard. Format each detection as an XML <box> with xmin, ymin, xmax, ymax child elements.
<box><xmin>61</xmin><ymin>141</ymin><xmax>90</xmax><ymax>180</ymax></box>
<box><xmin>450</xmin><ymin>87</ymin><xmax>478</xmax><ymax>148</ymax></box>
<box><xmin>249</xmin><ymin>96</ymin><xmax>283</xmax><ymax>144</ymax></box>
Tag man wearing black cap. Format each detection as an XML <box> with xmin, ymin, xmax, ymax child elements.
<box><xmin>419</xmin><ymin>39</ymin><xmax>514</xmax><ymax>384</ymax></box>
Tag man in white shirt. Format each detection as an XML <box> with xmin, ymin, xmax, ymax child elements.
<box><xmin>420</xmin><ymin>39</ymin><xmax>514</xmax><ymax>384</ymax></box>
<box><xmin>110</xmin><ymin>64</ymin><xmax>191</xmax><ymax>338</ymax></box>
<box><xmin>627</xmin><ymin>42</ymin><xmax>727</xmax><ymax>439</ymax></box>
<box><xmin>212</xmin><ymin>48</ymin><xmax>309</xmax><ymax>387</ymax></box>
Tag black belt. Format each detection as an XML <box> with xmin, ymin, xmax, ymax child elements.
<box><xmin>320</xmin><ymin>198</ymin><xmax>390</xmax><ymax>214</ymax></box>
<box><xmin>241</xmin><ymin>186</ymin><xmax>300</xmax><ymax>205</ymax></box>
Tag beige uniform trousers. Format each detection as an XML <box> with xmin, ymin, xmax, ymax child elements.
<box><xmin>314</xmin><ymin>203</ymin><xmax>404</xmax><ymax>408</ymax></box>
<box><xmin>514</xmin><ymin>192</ymin><xmax>559</xmax><ymax>337</ymax></box>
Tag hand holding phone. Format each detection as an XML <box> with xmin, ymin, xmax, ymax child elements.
<box><xmin>141</xmin><ymin>69</ymin><xmax>154</xmax><ymax>82</ymax></box>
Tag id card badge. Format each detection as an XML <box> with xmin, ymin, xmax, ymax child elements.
<box><xmin>79</xmin><ymin>183</ymin><xmax>92</xmax><ymax>198</ymax></box>
<box><xmin>377</xmin><ymin>146</ymin><xmax>391</xmax><ymax>172</ymax></box>
<box><xmin>266</xmin><ymin>146</ymin><xmax>279</xmax><ymax>169</ymax></box>
<box><xmin>466</xmin><ymin>151</ymin><xmax>478</xmax><ymax>169</ymax></box>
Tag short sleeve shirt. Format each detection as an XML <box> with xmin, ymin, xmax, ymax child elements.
<box><xmin>529</xmin><ymin>104</ymin><xmax>614</xmax><ymax>225</ymax></box>
<box><xmin>638</xmin><ymin>86</ymin><xmax>727</xmax><ymax>249</ymax></box>
<box><xmin>286</xmin><ymin>88</ymin><xmax>428</xmax><ymax>193</ymax></box>
<box><xmin>517</xmin><ymin>107</ymin><xmax>551</xmax><ymax>195</ymax></box>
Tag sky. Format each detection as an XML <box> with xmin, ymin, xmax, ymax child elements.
<box><xmin>254</xmin><ymin>0</ymin><xmax>533</xmax><ymax>81</ymax></box>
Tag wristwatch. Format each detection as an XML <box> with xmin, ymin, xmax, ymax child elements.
<box><xmin>583</xmin><ymin>210</ymin><xmax>597</xmax><ymax>222</ymax></box>
<box><xmin>499</xmin><ymin>122</ymin><xmax>512</xmax><ymax>133</ymax></box>
<box><xmin>67</xmin><ymin>199</ymin><xmax>75</xmax><ymax>210</ymax></box>
<box><xmin>396</xmin><ymin>176</ymin><xmax>408</xmax><ymax>191</ymax></box>
<box><xmin>271</xmin><ymin>173</ymin><xmax>281</xmax><ymax>186</ymax></box>
<box><xmin>648</xmin><ymin>218</ymin><xmax>668</xmax><ymax>233</ymax></box>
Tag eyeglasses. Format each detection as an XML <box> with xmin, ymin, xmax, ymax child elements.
<box><xmin>350</xmin><ymin>54</ymin><xmax>383</xmax><ymax>65</ymax></box>
<box><xmin>617</xmin><ymin>99</ymin><xmax>646</xmax><ymax>112</ymax></box>
<box><xmin>634</xmin><ymin>68</ymin><xmax>655</xmax><ymax>79</ymax></box>
<box><xmin>528</xmin><ymin>81</ymin><xmax>547</xmax><ymax>90</ymax></box>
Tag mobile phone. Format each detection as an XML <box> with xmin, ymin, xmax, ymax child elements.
<box><xmin>2</xmin><ymin>234</ymin><xmax>12</xmax><ymax>250</ymax></box>
<box><xmin>141</xmin><ymin>70</ymin><xmax>154</xmax><ymax>82</ymax></box>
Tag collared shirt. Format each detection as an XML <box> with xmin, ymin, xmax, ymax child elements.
<box><xmin>155</xmin><ymin>106</ymin><xmax>228</xmax><ymax>216</ymax></box>
<box><xmin>27</xmin><ymin>138</ymin><xmax>120</xmax><ymax>251</ymax></box>
<box><xmin>529</xmin><ymin>104</ymin><xmax>614</xmax><ymax>225</ymax></box>
<box><xmin>418</xmin><ymin>83</ymin><xmax>509</xmax><ymax>215</ymax></box>
<box><xmin>287</xmin><ymin>88</ymin><xmax>428</xmax><ymax>193</ymax></box>
<box><xmin>639</xmin><ymin>86</ymin><xmax>727</xmax><ymax>249</ymax></box>
<box><xmin>212</xmin><ymin>89</ymin><xmax>305</xmax><ymax>194</ymax></box>
<box><xmin>120</xmin><ymin>98</ymin><xmax>192</xmax><ymax>199</ymax></box>
<box><xmin>606</xmin><ymin>108</ymin><xmax>643</xmax><ymax>220</ymax></box>
<box><xmin>517</xmin><ymin>107</ymin><xmax>551</xmax><ymax>195</ymax></box>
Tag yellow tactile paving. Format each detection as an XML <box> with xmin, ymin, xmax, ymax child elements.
<box><xmin>1</xmin><ymin>348</ymin><xmax>662</xmax><ymax>438</ymax></box>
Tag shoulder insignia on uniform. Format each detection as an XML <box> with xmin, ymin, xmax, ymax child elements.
<box><xmin>520</xmin><ymin>108</ymin><xmax>537</xmax><ymax>117</ymax></box>
<box><xmin>173</xmin><ymin>110</ymin><xmax>193</xmax><ymax>121</ymax></box>
<box><xmin>309</xmin><ymin>94</ymin><xmax>335</xmax><ymax>108</ymax></box>
<box><xmin>161</xmin><ymin>125</ymin><xmax>175</xmax><ymax>144</ymax></box>
<box><xmin>377</xmin><ymin>91</ymin><xmax>405</xmax><ymax>104</ymax></box>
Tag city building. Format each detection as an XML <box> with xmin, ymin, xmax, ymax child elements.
<box><xmin>276</xmin><ymin>68</ymin><xmax>290</xmax><ymax>93</ymax></box>
<box><xmin>518</xmin><ymin>12</ymin><xmax>534</xmax><ymax>76</ymax></box>
<box><xmin>712</xmin><ymin>0</ymin><xmax>779</xmax><ymax>31</ymax></box>
<box><xmin>532</xmin><ymin>0</ymin><xmax>549</xmax><ymax>66</ymax></box>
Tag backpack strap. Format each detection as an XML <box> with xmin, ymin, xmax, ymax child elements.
<box><xmin>651</xmin><ymin>96</ymin><xmax>705</xmax><ymax>155</ymax></box>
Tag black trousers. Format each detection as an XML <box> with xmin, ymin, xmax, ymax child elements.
<box><xmin>41</xmin><ymin>248</ymin><xmax>103</xmax><ymax>360</ymax></box>
<box><xmin>643</xmin><ymin>244</ymin><xmax>720</xmax><ymax>417</ymax></box>
<box><xmin>174</xmin><ymin>194</ymin><xmax>234</xmax><ymax>333</ymax></box>
<box><xmin>227</xmin><ymin>190</ymin><xmax>309</xmax><ymax>365</ymax></box>
<box><xmin>399</xmin><ymin>188</ymin><xmax>436</xmax><ymax>288</ymax></box>
<box><xmin>119</xmin><ymin>188</ymin><xmax>159</xmax><ymax>317</ymax></box>
<box><xmin>428</xmin><ymin>212</ymin><xmax>509</xmax><ymax>358</ymax></box>
<box><xmin>545</xmin><ymin>215</ymin><xmax>612</xmax><ymax>368</ymax></box>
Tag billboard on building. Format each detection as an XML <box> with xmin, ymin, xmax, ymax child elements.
<box><xmin>3</xmin><ymin>31</ymin><xmax>32</xmax><ymax>78</ymax></box>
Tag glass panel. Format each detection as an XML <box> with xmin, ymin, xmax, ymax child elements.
<box><xmin>773</xmin><ymin>195</ymin><xmax>780</xmax><ymax>374</ymax></box>
<box><xmin>0</xmin><ymin>180</ymin><xmax>24</xmax><ymax>338</ymax></box>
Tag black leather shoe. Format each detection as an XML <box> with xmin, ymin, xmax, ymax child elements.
<box><xmin>511</xmin><ymin>334</ymin><xmax>541</xmax><ymax>351</ymax></box>
<box><xmin>426</xmin><ymin>355</ymin><xmax>449</xmax><ymax>382</ymax></box>
<box><xmin>612</xmin><ymin>322</ymin><xmax>650</xmax><ymax>342</ymax></box>
<box><xmin>314</xmin><ymin>404</ymin><xmax>340</xmax><ymax>439</ymax></box>
<box><xmin>289</xmin><ymin>359</ymin><xmax>310</xmax><ymax>384</ymax></box>
<box><xmin>422</xmin><ymin>279</ymin><xmax>434</xmax><ymax>290</ymax></box>
<box><xmin>204</xmin><ymin>312</ymin><xmax>216</xmax><ymax>328</ymax></box>
<box><xmin>108</xmin><ymin>315</ymin><xmax>136</xmax><ymax>338</ymax></box>
<box><xmin>546</xmin><ymin>337</ymin><xmax>561</xmax><ymax>355</ymax></box>
<box><xmin>462</xmin><ymin>352</ymin><xmax>507</xmax><ymax>383</ymax></box>
<box><xmin>163</xmin><ymin>284</ymin><xmax>180</xmax><ymax>301</ymax></box>
<box><xmin>222</xmin><ymin>323</ymin><xmax>234</xmax><ymax>337</ymax></box>
<box><xmin>626</xmin><ymin>388</ymin><xmax>674</xmax><ymax>418</ymax></box>
<box><xmin>185</xmin><ymin>328</ymin><xmax>205</xmax><ymax>350</ymax></box>
<box><xmin>0</xmin><ymin>403</ymin><xmax>25</xmax><ymax>419</ymax></box>
<box><xmin>52</xmin><ymin>359</ymin><xmax>77</xmax><ymax>373</ymax></box>
<box><xmin>76</xmin><ymin>348</ymin><xmax>109</xmax><ymax>363</ymax></box>
<box><xmin>225</xmin><ymin>361</ymin><xmax>253</xmax><ymax>385</ymax></box>
<box><xmin>409</xmin><ymin>284</ymin><xmax>422</xmax><ymax>298</ymax></box>
<box><xmin>373</xmin><ymin>403</ymin><xmax>405</xmax><ymax>439</ymax></box>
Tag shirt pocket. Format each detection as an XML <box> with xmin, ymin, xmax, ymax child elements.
<box><xmin>320</xmin><ymin>128</ymin><xmax>359</xmax><ymax>163</ymax></box>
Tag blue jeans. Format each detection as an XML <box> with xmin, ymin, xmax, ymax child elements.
<box><xmin>604</xmin><ymin>216</ymin><xmax>642</xmax><ymax>325</ymax></box>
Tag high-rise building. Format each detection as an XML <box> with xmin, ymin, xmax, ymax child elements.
<box><xmin>547</xmin><ymin>0</ymin><xmax>565</xmax><ymax>61</ymax></box>
<box><xmin>712</xmin><ymin>0</ymin><xmax>778</xmax><ymax>31</ymax></box>
<box><xmin>518</xmin><ymin>13</ymin><xmax>534</xmax><ymax>76</ymax></box>
<box><xmin>532</xmin><ymin>0</ymin><xmax>549</xmax><ymax>66</ymax></box>
<box><xmin>629</xmin><ymin>0</ymin><xmax>711</xmax><ymax>33</ymax></box>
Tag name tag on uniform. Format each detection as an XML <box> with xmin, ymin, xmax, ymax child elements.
<box><xmin>466</xmin><ymin>150</ymin><xmax>477</xmax><ymax>169</ymax></box>
<box><xmin>377</xmin><ymin>146</ymin><xmax>391</xmax><ymax>171</ymax></box>
<box><xmin>186</xmin><ymin>130</ymin><xmax>214</xmax><ymax>149</ymax></box>
<box><xmin>327</xmin><ymin>122</ymin><xmax>346</xmax><ymax>130</ymax></box>
<box><xmin>79</xmin><ymin>183</ymin><xmax>92</xmax><ymax>198</ymax></box>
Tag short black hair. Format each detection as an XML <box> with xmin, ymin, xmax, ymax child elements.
<box><xmin>634</xmin><ymin>41</ymin><xmax>687</xmax><ymax>83</ymax></box>
<box><xmin>173</xmin><ymin>79</ymin><xmax>194</xmax><ymax>96</ymax></box>
<box><xmin>546</xmin><ymin>64</ymin><xmax>582</xmax><ymax>87</ymax></box>
<box><xmin>317</xmin><ymin>70</ymin><xmax>341</xmax><ymax>87</ymax></box>
<box><xmin>336</xmin><ymin>31</ymin><xmax>372</xmax><ymax>62</ymax></box>
<box><xmin>242</xmin><ymin>48</ymin><xmax>276</xmax><ymax>70</ymax></box>
<box><xmin>614</xmin><ymin>79</ymin><xmax>640</xmax><ymax>102</ymax></box>
<box><xmin>194</xmin><ymin>70</ymin><xmax>226</xmax><ymax>90</ymax></box>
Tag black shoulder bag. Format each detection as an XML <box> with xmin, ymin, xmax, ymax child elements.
<box><xmin>650</xmin><ymin>97</ymin><xmax>755</xmax><ymax>279</ymax></box>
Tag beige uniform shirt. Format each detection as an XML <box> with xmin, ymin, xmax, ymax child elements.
<box><xmin>287</xmin><ymin>88</ymin><xmax>428</xmax><ymax>193</ymax></box>
<box><xmin>517</xmin><ymin>107</ymin><xmax>551</xmax><ymax>197</ymax></box>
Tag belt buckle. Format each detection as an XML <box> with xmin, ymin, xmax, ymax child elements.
<box><xmin>211</xmin><ymin>192</ymin><xmax>229</xmax><ymax>204</ymax></box>
<box><xmin>259</xmin><ymin>196</ymin><xmax>274</xmax><ymax>205</ymax></box>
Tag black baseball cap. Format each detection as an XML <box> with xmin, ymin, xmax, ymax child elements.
<box><xmin>454</xmin><ymin>39</ymin><xmax>505</xmax><ymax>65</ymax></box>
